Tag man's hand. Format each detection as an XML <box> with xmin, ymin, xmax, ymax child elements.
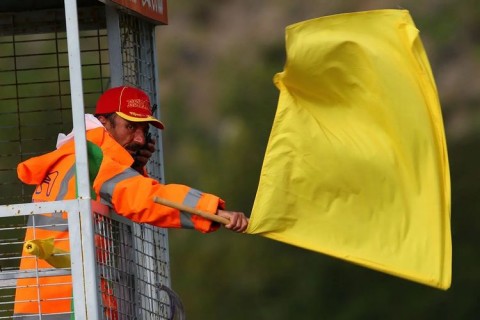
<box><xmin>217</xmin><ymin>210</ymin><xmax>249</xmax><ymax>233</ymax></box>
<box><xmin>132</xmin><ymin>139</ymin><xmax>156</xmax><ymax>173</ymax></box>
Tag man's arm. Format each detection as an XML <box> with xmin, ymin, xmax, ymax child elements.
<box><xmin>123</xmin><ymin>137</ymin><xmax>250</xmax><ymax>233</ymax></box>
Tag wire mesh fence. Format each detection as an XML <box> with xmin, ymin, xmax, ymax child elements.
<box><xmin>0</xmin><ymin>208</ymin><xmax>179</xmax><ymax>319</ymax></box>
<box><xmin>119</xmin><ymin>10</ymin><xmax>164</xmax><ymax>183</ymax></box>
<box><xmin>0</xmin><ymin>3</ymin><xmax>175</xmax><ymax>319</ymax></box>
<box><xmin>0</xmin><ymin>6</ymin><xmax>109</xmax><ymax>205</ymax></box>
<box><xmin>0</xmin><ymin>214</ymin><xmax>73</xmax><ymax>319</ymax></box>
<box><xmin>94</xmin><ymin>210</ymin><xmax>177</xmax><ymax>319</ymax></box>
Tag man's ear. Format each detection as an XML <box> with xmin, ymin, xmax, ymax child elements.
<box><xmin>97</xmin><ymin>115</ymin><xmax>108</xmax><ymax>125</ymax></box>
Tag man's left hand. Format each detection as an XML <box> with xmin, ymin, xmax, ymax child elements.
<box><xmin>132</xmin><ymin>139</ymin><xmax>156</xmax><ymax>173</ymax></box>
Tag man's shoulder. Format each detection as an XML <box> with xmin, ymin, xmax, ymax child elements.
<box><xmin>87</xmin><ymin>128</ymin><xmax>134</xmax><ymax>168</ymax></box>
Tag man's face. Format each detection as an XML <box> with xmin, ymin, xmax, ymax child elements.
<box><xmin>99</xmin><ymin>114</ymin><xmax>149</xmax><ymax>156</ymax></box>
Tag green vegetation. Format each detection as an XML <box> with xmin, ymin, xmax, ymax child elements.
<box><xmin>159</xmin><ymin>1</ymin><xmax>480</xmax><ymax>319</ymax></box>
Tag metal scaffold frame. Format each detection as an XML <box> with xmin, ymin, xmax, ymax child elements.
<box><xmin>0</xmin><ymin>0</ymin><xmax>174</xmax><ymax>319</ymax></box>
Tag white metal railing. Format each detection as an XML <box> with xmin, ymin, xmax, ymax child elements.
<box><xmin>0</xmin><ymin>200</ymin><xmax>178</xmax><ymax>319</ymax></box>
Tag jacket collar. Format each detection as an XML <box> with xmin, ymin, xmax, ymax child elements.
<box><xmin>86</xmin><ymin>127</ymin><xmax>134</xmax><ymax>167</ymax></box>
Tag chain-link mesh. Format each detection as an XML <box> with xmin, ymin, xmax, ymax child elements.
<box><xmin>94</xmin><ymin>211</ymin><xmax>177</xmax><ymax>319</ymax></box>
<box><xmin>0</xmin><ymin>214</ymin><xmax>73</xmax><ymax>319</ymax></box>
<box><xmin>0</xmin><ymin>4</ymin><xmax>175</xmax><ymax>319</ymax></box>
<box><xmin>0</xmin><ymin>6</ymin><xmax>109</xmax><ymax>205</ymax></box>
<box><xmin>119</xmin><ymin>11</ymin><xmax>165</xmax><ymax>183</ymax></box>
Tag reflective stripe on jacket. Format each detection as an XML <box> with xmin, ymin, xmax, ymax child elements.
<box><xmin>14</xmin><ymin>126</ymin><xmax>224</xmax><ymax>317</ymax></box>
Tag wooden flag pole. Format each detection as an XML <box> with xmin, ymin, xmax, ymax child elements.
<box><xmin>153</xmin><ymin>196</ymin><xmax>230</xmax><ymax>225</ymax></box>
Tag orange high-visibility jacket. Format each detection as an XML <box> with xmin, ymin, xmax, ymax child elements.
<box><xmin>14</xmin><ymin>126</ymin><xmax>224</xmax><ymax>318</ymax></box>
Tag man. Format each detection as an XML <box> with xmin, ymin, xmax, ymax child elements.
<box><xmin>14</xmin><ymin>86</ymin><xmax>248</xmax><ymax>318</ymax></box>
<box><xmin>92</xmin><ymin>85</ymin><xmax>248</xmax><ymax>231</ymax></box>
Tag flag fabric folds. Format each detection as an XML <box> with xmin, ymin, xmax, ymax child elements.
<box><xmin>246</xmin><ymin>9</ymin><xmax>451</xmax><ymax>289</ymax></box>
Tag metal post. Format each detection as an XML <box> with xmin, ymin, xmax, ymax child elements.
<box><xmin>152</xmin><ymin>26</ymin><xmax>171</xmax><ymax>288</ymax></box>
<box><xmin>106</xmin><ymin>5</ymin><xmax>124</xmax><ymax>87</ymax></box>
<box><xmin>64</xmin><ymin>0</ymin><xmax>100</xmax><ymax>318</ymax></box>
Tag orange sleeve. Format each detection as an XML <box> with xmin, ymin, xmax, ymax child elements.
<box><xmin>94</xmin><ymin>157</ymin><xmax>223</xmax><ymax>233</ymax></box>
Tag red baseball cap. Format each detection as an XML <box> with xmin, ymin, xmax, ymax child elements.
<box><xmin>95</xmin><ymin>86</ymin><xmax>164</xmax><ymax>129</ymax></box>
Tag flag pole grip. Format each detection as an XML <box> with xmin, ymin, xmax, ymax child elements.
<box><xmin>153</xmin><ymin>196</ymin><xmax>230</xmax><ymax>225</ymax></box>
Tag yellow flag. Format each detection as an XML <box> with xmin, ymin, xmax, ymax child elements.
<box><xmin>246</xmin><ymin>9</ymin><xmax>451</xmax><ymax>290</ymax></box>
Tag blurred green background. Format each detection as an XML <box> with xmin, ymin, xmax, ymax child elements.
<box><xmin>157</xmin><ymin>0</ymin><xmax>480</xmax><ymax>319</ymax></box>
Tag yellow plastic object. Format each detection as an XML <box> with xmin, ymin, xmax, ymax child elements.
<box><xmin>24</xmin><ymin>238</ymin><xmax>71</xmax><ymax>268</ymax></box>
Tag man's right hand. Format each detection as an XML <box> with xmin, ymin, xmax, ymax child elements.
<box><xmin>217</xmin><ymin>210</ymin><xmax>249</xmax><ymax>233</ymax></box>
